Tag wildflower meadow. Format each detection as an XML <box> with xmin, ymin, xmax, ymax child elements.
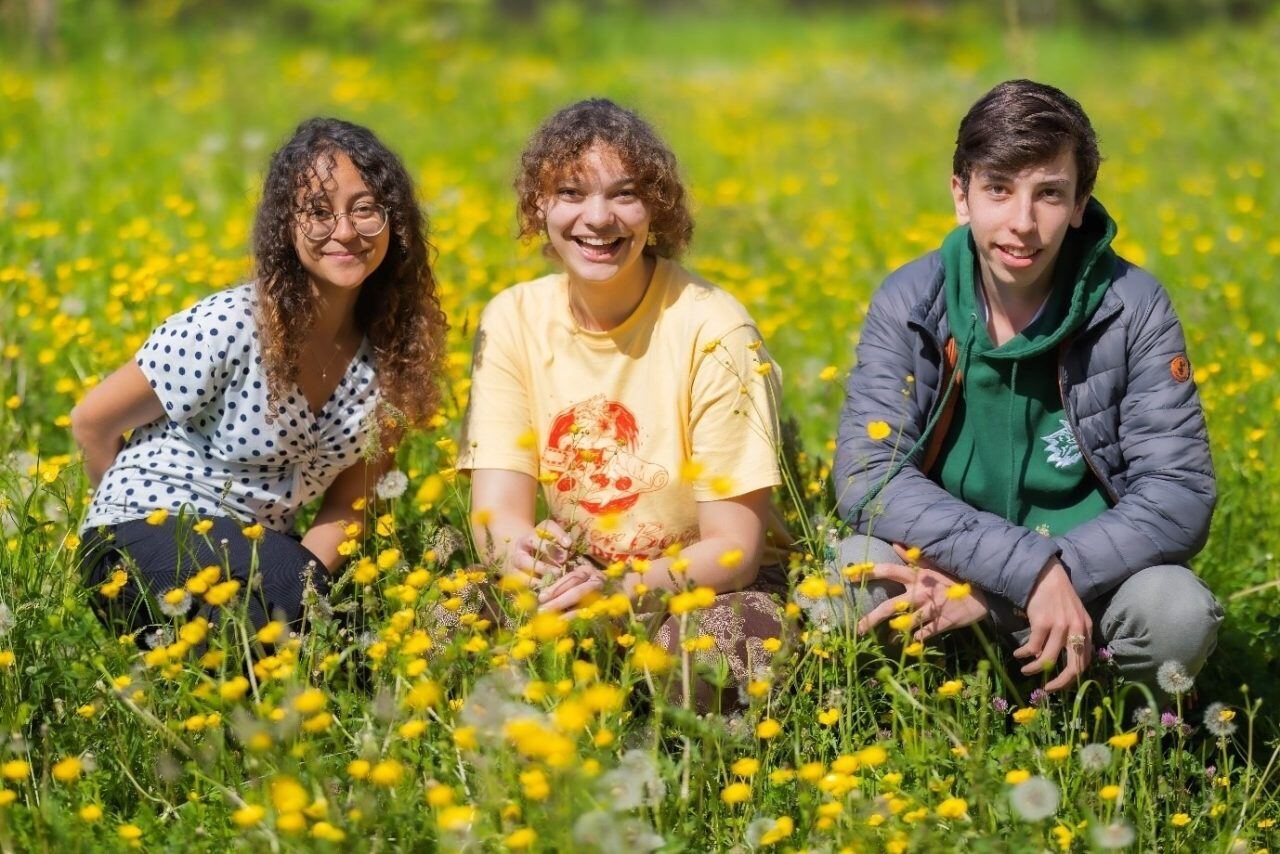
<box><xmin>1</xmin><ymin>3</ymin><xmax>1278</xmax><ymax>851</ymax></box>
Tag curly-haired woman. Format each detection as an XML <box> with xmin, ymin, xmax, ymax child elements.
<box><xmin>459</xmin><ymin>99</ymin><xmax>790</xmax><ymax>712</ymax></box>
<box><xmin>72</xmin><ymin>117</ymin><xmax>447</xmax><ymax>634</ymax></box>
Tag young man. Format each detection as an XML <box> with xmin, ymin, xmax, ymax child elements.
<box><xmin>834</xmin><ymin>80</ymin><xmax>1222</xmax><ymax>696</ymax></box>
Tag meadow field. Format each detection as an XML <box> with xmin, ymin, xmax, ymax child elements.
<box><xmin>1</xmin><ymin>3</ymin><xmax>1278</xmax><ymax>850</ymax></box>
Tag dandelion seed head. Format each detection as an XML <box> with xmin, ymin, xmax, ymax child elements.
<box><xmin>596</xmin><ymin>750</ymin><xmax>665</xmax><ymax>810</ymax></box>
<box><xmin>142</xmin><ymin>628</ymin><xmax>172</xmax><ymax>650</ymax></box>
<box><xmin>573</xmin><ymin>811</ymin><xmax>663</xmax><ymax>853</ymax></box>
<box><xmin>1156</xmin><ymin>660</ymin><xmax>1194</xmax><ymax>695</ymax></box>
<box><xmin>1204</xmin><ymin>702</ymin><xmax>1238</xmax><ymax>738</ymax></box>
<box><xmin>1009</xmin><ymin>776</ymin><xmax>1060</xmax><ymax>821</ymax></box>
<box><xmin>1091</xmin><ymin>819</ymin><xmax>1136</xmax><ymax>849</ymax></box>
<box><xmin>158</xmin><ymin>589</ymin><xmax>192</xmax><ymax>618</ymax></box>
<box><xmin>1078</xmin><ymin>743</ymin><xmax>1112</xmax><ymax>772</ymax></box>
<box><xmin>375</xmin><ymin>469</ymin><xmax>409</xmax><ymax>500</ymax></box>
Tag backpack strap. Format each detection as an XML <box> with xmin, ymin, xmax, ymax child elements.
<box><xmin>920</xmin><ymin>337</ymin><xmax>962</xmax><ymax>475</ymax></box>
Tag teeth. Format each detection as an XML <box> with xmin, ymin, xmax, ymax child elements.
<box><xmin>577</xmin><ymin>236</ymin><xmax>618</xmax><ymax>247</ymax></box>
<box><xmin>1002</xmin><ymin>246</ymin><xmax>1037</xmax><ymax>258</ymax></box>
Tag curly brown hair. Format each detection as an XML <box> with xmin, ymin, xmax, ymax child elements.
<box><xmin>252</xmin><ymin>118</ymin><xmax>448</xmax><ymax>445</ymax></box>
<box><xmin>515</xmin><ymin>98</ymin><xmax>694</xmax><ymax>259</ymax></box>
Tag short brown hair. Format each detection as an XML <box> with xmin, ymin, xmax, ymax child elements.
<box><xmin>953</xmin><ymin>80</ymin><xmax>1101</xmax><ymax>199</ymax></box>
<box><xmin>515</xmin><ymin>98</ymin><xmax>694</xmax><ymax>259</ymax></box>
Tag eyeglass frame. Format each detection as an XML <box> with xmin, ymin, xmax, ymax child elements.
<box><xmin>295</xmin><ymin>202</ymin><xmax>390</xmax><ymax>241</ymax></box>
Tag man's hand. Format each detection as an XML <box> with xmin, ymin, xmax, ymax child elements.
<box><xmin>537</xmin><ymin>561</ymin><xmax>605</xmax><ymax>616</ymax></box>
<box><xmin>1015</xmin><ymin>557</ymin><xmax>1092</xmax><ymax>691</ymax></box>
<box><xmin>856</xmin><ymin>544</ymin><xmax>989</xmax><ymax>641</ymax></box>
<box><xmin>512</xmin><ymin>519</ymin><xmax>574</xmax><ymax>579</ymax></box>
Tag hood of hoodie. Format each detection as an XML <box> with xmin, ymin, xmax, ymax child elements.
<box><xmin>942</xmin><ymin>197</ymin><xmax>1118</xmax><ymax>362</ymax></box>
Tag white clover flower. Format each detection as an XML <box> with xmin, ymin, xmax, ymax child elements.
<box><xmin>1156</xmin><ymin>660</ymin><xmax>1195</xmax><ymax>696</ymax></box>
<box><xmin>1091</xmin><ymin>819</ymin><xmax>1136</xmax><ymax>849</ymax></box>
<box><xmin>1204</xmin><ymin>702</ymin><xmax>1238</xmax><ymax>738</ymax></box>
<box><xmin>1009</xmin><ymin>776</ymin><xmax>1060</xmax><ymax>822</ymax></box>
<box><xmin>0</xmin><ymin>601</ymin><xmax>13</xmax><ymax>637</ymax></box>
<box><xmin>1078</xmin><ymin>743</ymin><xmax>1113</xmax><ymax>773</ymax></box>
<box><xmin>375</xmin><ymin>469</ymin><xmax>409</xmax><ymax>500</ymax></box>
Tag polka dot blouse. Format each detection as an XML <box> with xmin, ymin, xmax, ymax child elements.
<box><xmin>83</xmin><ymin>284</ymin><xmax>379</xmax><ymax>533</ymax></box>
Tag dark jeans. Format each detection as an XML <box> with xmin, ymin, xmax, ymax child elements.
<box><xmin>80</xmin><ymin>515</ymin><xmax>328</xmax><ymax>639</ymax></box>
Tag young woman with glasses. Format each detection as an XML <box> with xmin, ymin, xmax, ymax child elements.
<box><xmin>72</xmin><ymin>117</ymin><xmax>447</xmax><ymax>636</ymax></box>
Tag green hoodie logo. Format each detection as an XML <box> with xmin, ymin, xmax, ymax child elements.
<box><xmin>1042</xmin><ymin>420</ymin><xmax>1083</xmax><ymax>470</ymax></box>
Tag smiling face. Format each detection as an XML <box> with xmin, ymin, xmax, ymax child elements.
<box><xmin>293</xmin><ymin>152</ymin><xmax>391</xmax><ymax>294</ymax></box>
<box><xmin>541</xmin><ymin>143</ymin><xmax>652</xmax><ymax>290</ymax></box>
<box><xmin>951</xmin><ymin>147</ymin><xmax>1090</xmax><ymax>295</ymax></box>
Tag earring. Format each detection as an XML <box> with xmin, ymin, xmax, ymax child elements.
<box><xmin>646</xmin><ymin>232</ymin><xmax>658</xmax><ymax>247</ymax></box>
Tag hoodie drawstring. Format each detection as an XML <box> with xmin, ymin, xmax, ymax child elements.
<box><xmin>1006</xmin><ymin>361</ymin><xmax>1019</xmax><ymax>522</ymax></box>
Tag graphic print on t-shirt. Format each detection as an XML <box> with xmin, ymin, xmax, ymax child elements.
<box><xmin>541</xmin><ymin>395</ymin><xmax>670</xmax><ymax>515</ymax></box>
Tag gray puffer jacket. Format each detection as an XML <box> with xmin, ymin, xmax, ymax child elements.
<box><xmin>834</xmin><ymin>251</ymin><xmax>1214</xmax><ymax>609</ymax></box>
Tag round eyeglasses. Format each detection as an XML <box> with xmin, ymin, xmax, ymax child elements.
<box><xmin>297</xmin><ymin>202</ymin><xmax>388</xmax><ymax>241</ymax></box>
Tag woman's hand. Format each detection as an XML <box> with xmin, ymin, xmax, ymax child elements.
<box><xmin>855</xmin><ymin>545</ymin><xmax>989</xmax><ymax>642</ymax></box>
<box><xmin>512</xmin><ymin>519</ymin><xmax>575</xmax><ymax>579</ymax></box>
<box><xmin>537</xmin><ymin>560</ymin><xmax>605</xmax><ymax>616</ymax></box>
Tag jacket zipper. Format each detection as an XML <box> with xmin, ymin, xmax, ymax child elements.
<box><xmin>1057</xmin><ymin>344</ymin><xmax>1119</xmax><ymax>504</ymax></box>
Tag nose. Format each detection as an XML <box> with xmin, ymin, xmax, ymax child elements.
<box><xmin>1010</xmin><ymin>193</ymin><xmax>1035</xmax><ymax>235</ymax></box>
<box><xmin>582</xmin><ymin>193</ymin><xmax>613</xmax><ymax>229</ymax></box>
<box><xmin>331</xmin><ymin>212</ymin><xmax>358</xmax><ymax>241</ymax></box>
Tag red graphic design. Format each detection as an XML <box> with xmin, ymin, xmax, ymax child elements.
<box><xmin>541</xmin><ymin>395</ymin><xmax>670</xmax><ymax>515</ymax></box>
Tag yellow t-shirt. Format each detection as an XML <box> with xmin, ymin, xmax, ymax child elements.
<box><xmin>459</xmin><ymin>257</ymin><xmax>784</xmax><ymax>564</ymax></box>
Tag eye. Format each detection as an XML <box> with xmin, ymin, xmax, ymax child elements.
<box><xmin>351</xmin><ymin>203</ymin><xmax>378</xmax><ymax>217</ymax></box>
<box><xmin>986</xmin><ymin>184</ymin><xmax>1009</xmax><ymax>198</ymax></box>
<box><xmin>556</xmin><ymin>187</ymin><xmax>583</xmax><ymax>200</ymax></box>
<box><xmin>308</xmin><ymin>207</ymin><xmax>334</xmax><ymax>219</ymax></box>
<box><xmin>615</xmin><ymin>187</ymin><xmax>637</xmax><ymax>199</ymax></box>
<box><xmin>1041</xmin><ymin>188</ymin><xmax>1064</xmax><ymax>201</ymax></box>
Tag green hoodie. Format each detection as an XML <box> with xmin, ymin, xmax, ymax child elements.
<box><xmin>933</xmin><ymin>198</ymin><xmax>1117</xmax><ymax>536</ymax></box>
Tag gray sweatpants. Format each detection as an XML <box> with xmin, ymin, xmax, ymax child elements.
<box><xmin>835</xmin><ymin>534</ymin><xmax>1224</xmax><ymax>699</ymax></box>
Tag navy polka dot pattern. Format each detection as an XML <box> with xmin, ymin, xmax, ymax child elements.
<box><xmin>83</xmin><ymin>284</ymin><xmax>379</xmax><ymax>533</ymax></box>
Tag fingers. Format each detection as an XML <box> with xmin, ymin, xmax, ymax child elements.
<box><xmin>1020</xmin><ymin>625</ymin><xmax>1066</xmax><ymax>676</ymax></box>
<box><xmin>538</xmin><ymin>574</ymin><xmax>604</xmax><ymax>613</ymax></box>
<box><xmin>892</xmin><ymin>542</ymin><xmax>942</xmax><ymax>572</ymax></box>
<box><xmin>855</xmin><ymin>594</ymin><xmax>910</xmax><ymax>635</ymax></box>
<box><xmin>913</xmin><ymin>617</ymin><xmax>947</xmax><ymax>643</ymax></box>
<box><xmin>534</xmin><ymin>519</ymin><xmax>573</xmax><ymax>550</ymax></box>
<box><xmin>512</xmin><ymin>550</ymin><xmax>564</xmax><ymax>578</ymax></box>
<box><xmin>1013</xmin><ymin>623</ymin><xmax>1048</xmax><ymax>660</ymax></box>
<box><xmin>866</xmin><ymin>563</ymin><xmax>917</xmax><ymax>586</ymax></box>
<box><xmin>1044</xmin><ymin>622</ymin><xmax>1093</xmax><ymax>692</ymax></box>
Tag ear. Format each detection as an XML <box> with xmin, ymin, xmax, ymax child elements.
<box><xmin>1070</xmin><ymin>193</ymin><xmax>1090</xmax><ymax>229</ymax></box>
<box><xmin>950</xmin><ymin>175</ymin><xmax>970</xmax><ymax>225</ymax></box>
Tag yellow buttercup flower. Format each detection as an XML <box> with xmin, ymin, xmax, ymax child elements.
<box><xmin>1108</xmin><ymin>731</ymin><xmax>1139</xmax><ymax>749</ymax></box>
<box><xmin>867</xmin><ymin>421</ymin><xmax>892</xmax><ymax>441</ymax></box>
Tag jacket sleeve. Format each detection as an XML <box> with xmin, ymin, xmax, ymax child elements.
<box><xmin>834</xmin><ymin>270</ymin><xmax>1060</xmax><ymax>609</ymax></box>
<box><xmin>1052</xmin><ymin>282</ymin><xmax>1215</xmax><ymax>602</ymax></box>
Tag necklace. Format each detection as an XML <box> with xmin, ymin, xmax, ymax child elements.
<box><xmin>315</xmin><ymin>338</ymin><xmax>354</xmax><ymax>380</ymax></box>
